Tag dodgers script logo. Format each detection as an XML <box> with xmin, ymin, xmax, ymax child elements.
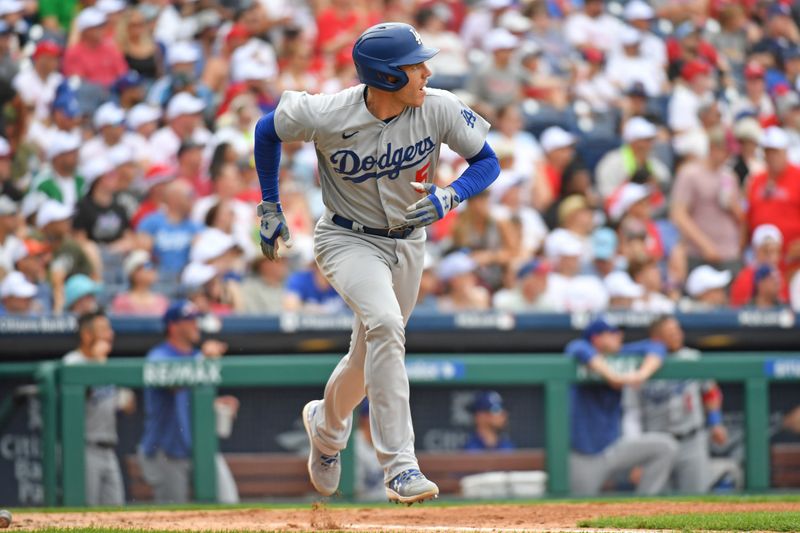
<box><xmin>330</xmin><ymin>137</ymin><xmax>436</xmax><ymax>183</ymax></box>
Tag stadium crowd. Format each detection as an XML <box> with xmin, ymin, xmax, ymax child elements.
<box><xmin>0</xmin><ymin>0</ymin><xmax>799</xmax><ymax>316</ymax></box>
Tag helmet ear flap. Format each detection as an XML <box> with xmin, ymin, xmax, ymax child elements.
<box><xmin>377</xmin><ymin>68</ymin><xmax>409</xmax><ymax>91</ymax></box>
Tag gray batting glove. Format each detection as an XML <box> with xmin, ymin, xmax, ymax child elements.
<box><xmin>404</xmin><ymin>182</ymin><xmax>460</xmax><ymax>227</ymax></box>
<box><xmin>257</xmin><ymin>201</ymin><xmax>293</xmax><ymax>260</ymax></box>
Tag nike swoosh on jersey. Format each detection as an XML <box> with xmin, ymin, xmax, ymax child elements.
<box><xmin>342</xmin><ymin>131</ymin><xmax>359</xmax><ymax>139</ymax></box>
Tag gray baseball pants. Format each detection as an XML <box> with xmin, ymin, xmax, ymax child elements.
<box><xmin>569</xmin><ymin>433</ymin><xmax>679</xmax><ymax>496</ymax></box>
<box><xmin>85</xmin><ymin>444</ymin><xmax>124</xmax><ymax>506</ymax></box>
<box><xmin>671</xmin><ymin>430</ymin><xmax>709</xmax><ymax>493</ymax></box>
<box><xmin>137</xmin><ymin>449</ymin><xmax>239</xmax><ymax>503</ymax></box>
<box><xmin>308</xmin><ymin>216</ymin><xmax>424</xmax><ymax>483</ymax></box>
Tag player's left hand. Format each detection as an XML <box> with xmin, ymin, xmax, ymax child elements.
<box><xmin>404</xmin><ymin>182</ymin><xmax>460</xmax><ymax>227</ymax></box>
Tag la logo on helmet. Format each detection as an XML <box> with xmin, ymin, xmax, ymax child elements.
<box><xmin>409</xmin><ymin>27</ymin><xmax>422</xmax><ymax>45</ymax></box>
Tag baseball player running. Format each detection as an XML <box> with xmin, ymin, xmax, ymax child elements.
<box><xmin>253</xmin><ymin>22</ymin><xmax>499</xmax><ymax>504</ymax></box>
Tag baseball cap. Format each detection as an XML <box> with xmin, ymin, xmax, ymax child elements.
<box><xmin>592</xmin><ymin>227</ymin><xmax>618</xmax><ymax>260</ymax></box>
<box><xmin>516</xmin><ymin>259</ymin><xmax>550</xmax><ymax>279</ymax></box>
<box><xmin>484</xmin><ymin>28</ymin><xmax>519</xmax><ymax>52</ymax></box>
<box><xmin>127</xmin><ymin>103</ymin><xmax>162</xmax><ymax>130</ymax></box>
<box><xmin>686</xmin><ymin>265</ymin><xmax>731</xmax><ymax>297</ymax></box>
<box><xmin>0</xmin><ymin>271</ymin><xmax>37</xmax><ymax>299</ymax></box>
<box><xmin>438</xmin><ymin>251</ymin><xmax>477</xmax><ymax>282</ymax></box>
<box><xmin>539</xmin><ymin>126</ymin><xmax>575</xmax><ymax>153</ymax></box>
<box><xmin>624</xmin><ymin>0</ymin><xmax>654</xmax><ymax>20</ymax></box>
<box><xmin>225</xmin><ymin>23</ymin><xmax>250</xmax><ymax>45</ymax></box>
<box><xmin>231</xmin><ymin>61</ymin><xmax>274</xmax><ymax>83</ymax></box>
<box><xmin>32</xmin><ymin>40</ymin><xmax>62</xmax><ymax>60</ymax></box>
<box><xmin>0</xmin><ymin>194</ymin><xmax>17</xmax><ymax>216</ymax></box>
<box><xmin>189</xmin><ymin>228</ymin><xmax>238</xmax><ymax>263</ymax></box>
<box><xmin>93</xmin><ymin>102</ymin><xmax>125</xmax><ymax>129</ymax></box>
<box><xmin>498</xmin><ymin>10</ymin><xmax>531</xmax><ymax>33</ymax></box>
<box><xmin>681</xmin><ymin>59</ymin><xmax>712</xmax><ymax>82</ymax></box>
<box><xmin>544</xmin><ymin>229</ymin><xmax>584</xmax><ymax>259</ymax></box>
<box><xmin>604</xmin><ymin>271</ymin><xmax>644</xmax><ymax>298</ymax></box>
<box><xmin>163</xmin><ymin>299</ymin><xmax>202</xmax><ymax>327</ymax></box>
<box><xmin>0</xmin><ymin>0</ymin><xmax>24</xmax><ymax>16</ymax></box>
<box><xmin>64</xmin><ymin>274</ymin><xmax>103</xmax><ymax>309</ymax></box>
<box><xmin>776</xmin><ymin>91</ymin><xmax>800</xmax><ymax>117</ymax></box>
<box><xmin>623</xmin><ymin>116</ymin><xmax>657</xmax><ymax>143</ymax></box>
<box><xmin>744</xmin><ymin>62</ymin><xmax>765</xmax><ymax>80</ymax></box>
<box><xmin>760</xmin><ymin>126</ymin><xmax>789</xmax><ymax>150</ymax></box>
<box><xmin>80</xmin><ymin>157</ymin><xmax>114</xmax><ymax>187</ymax></box>
<box><xmin>751</xmin><ymin>224</ymin><xmax>783</xmax><ymax>248</ymax></box>
<box><xmin>75</xmin><ymin>7</ymin><xmax>107</xmax><ymax>32</ymax></box>
<box><xmin>626</xmin><ymin>81</ymin><xmax>648</xmax><ymax>98</ymax></box>
<box><xmin>168</xmin><ymin>41</ymin><xmax>200</xmax><ymax>66</ymax></box>
<box><xmin>674</xmin><ymin>21</ymin><xmax>699</xmax><ymax>40</ymax></box>
<box><xmin>53</xmin><ymin>94</ymin><xmax>82</xmax><ymax>118</ymax></box>
<box><xmin>123</xmin><ymin>249</ymin><xmax>153</xmax><ymax>280</ymax></box>
<box><xmin>620</xmin><ymin>26</ymin><xmax>642</xmax><ymax>46</ymax></box>
<box><xmin>582</xmin><ymin>317</ymin><xmax>620</xmax><ymax>340</ymax></box>
<box><xmin>470</xmin><ymin>390</ymin><xmax>505</xmax><ymax>413</ymax></box>
<box><xmin>112</xmin><ymin>71</ymin><xmax>143</xmax><ymax>95</ymax></box>
<box><xmin>108</xmin><ymin>144</ymin><xmax>134</xmax><ymax>167</ymax></box>
<box><xmin>35</xmin><ymin>200</ymin><xmax>74</xmax><ymax>228</ymax></box>
<box><xmin>558</xmin><ymin>194</ymin><xmax>590</xmax><ymax>225</ymax></box>
<box><xmin>46</xmin><ymin>130</ymin><xmax>81</xmax><ymax>160</ymax></box>
<box><xmin>733</xmin><ymin>116</ymin><xmax>763</xmax><ymax>142</ymax></box>
<box><xmin>96</xmin><ymin>0</ymin><xmax>126</xmax><ymax>14</ymax></box>
<box><xmin>142</xmin><ymin>163</ymin><xmax>176</xmax><ymax>190</ymax></box>
<box><xmin>582</xmin><ymin>47</ymin><xmax>605</xmax><ymax>65</ymax></box>
<box><xmin>166</xmin><ymin>92</ymin><xmax>204</xmax><ymax>120</ymax></box>
<box><xmin>180</xmin><ymin>262</ymin><xmax>217</xmax><ymax>289</ymax></box>
<box><xmin>608</xmin><ymin>182</ymin><xmax>650</xmax><ymax>222</ymax></box>
<box><xmin>12</xmin><ymin>239</ymin><xmax>50</xmax><ymax>264</ymax></box>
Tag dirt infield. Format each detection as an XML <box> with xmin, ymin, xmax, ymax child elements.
<box><xmin>10</xmin><ymin>500</ymin><xmax>800</xmax><ymax>532</ymax></box>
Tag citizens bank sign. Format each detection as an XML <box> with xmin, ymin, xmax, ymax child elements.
<box><xmin>143</xmin><ymin>360</ymin><xmax>222</xmax><ymax>387</ymax></box>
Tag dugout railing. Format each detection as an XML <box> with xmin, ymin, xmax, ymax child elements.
<box><xmin>7</xmin><ymin>353</ymin><xmax>800</xmax><ymax>506</ymax></box>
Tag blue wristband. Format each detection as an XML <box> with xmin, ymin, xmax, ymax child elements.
<box><xmin>707</xmin><ymin>410</ymin><xmax>723</xmax><ymax>427</ymax></box>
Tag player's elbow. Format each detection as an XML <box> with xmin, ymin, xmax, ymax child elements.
<box><xmin>255</xmin><ymin>112</ymin><xmax>282</xmax><ymax>143</ymax></box>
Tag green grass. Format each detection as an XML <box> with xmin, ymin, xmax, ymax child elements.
<box><xmin>579</xmin><ymin>510</ymin><xmax>800</xmax><ymax>531</ymax></box>
<box><xmin>10</xmin><ymin>491</ymin><xmax>800</xmax><ymax>513</ymax></box>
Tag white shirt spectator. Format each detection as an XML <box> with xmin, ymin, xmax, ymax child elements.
<box><xmin>191</xmin><ymin>196</ymin><xmax>256</xmax><ymax>260</ymax></box>
<box><xmin>487</xmin><ymin>130</ymin><xmax>543</xmax><ymax>180</ymax></box>
<box><xmin>791</xmin><ymin>270</ymin><xmax>800</xmax><ymax>312</ymax></box>
<box><xmin>632</xmin><ymin>291</ymin><xmax>676</xmax><ymax>313</ymax></box>
<box><xmin>12</xmin><ymin>67</ymin><xmax>62</xmax><ymax>122</ymax></box>
<box><xmin>230</xmin><ymin>38</ymin><xmax>278</xmax><ymax>82</ymax></box>
<box><xmin>80</xmin><ymin>132</ymin><xmax>142</xmax><ymax>165</ymax></box>
<box><xmin>148</xmin><ymin>126</ymin><xmax>212</xmax><ymax>165</ymax></box>
<box><xmin>564</xmin><ymin>12</ymin><xmax>624</xmax><ymax>53</ymax></box>
<box><xmin>0</xmin><ymin>233</ymin><xmax>24</xmax><ymax>275</ymax></box>
<box><xmin>541</xmin><ymin>272</ymin><xmax>609</xmax><ymax>312</ymax></box>
<box><xmin>421</xmin><ymin>29</ymin><xmax>469</xmax><ymax>78</ymax></box>
<box><xmin>668</xmin><ymin>84</ymin><xmax>707</xmax><ymax>132</ymax></box>
<box><xmin>574</xmin><ymin>71</ymin><xmax>620</xmax><ymax>113</ymax></box>
<box><xmin>605</xmin><ymin>53</ymin><xmax>666</xmax><ymax>97</ymax></box>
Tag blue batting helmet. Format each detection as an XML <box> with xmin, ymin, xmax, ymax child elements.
<box><xmin>352</xmin><ymin>23</ymin><xmax>439</xmax><ymax>92</ymax></box>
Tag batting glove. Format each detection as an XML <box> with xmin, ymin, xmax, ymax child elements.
<box><xmin>404</xmin><ymin>182</ymin><xmax>460</xmax><ymax>228</ymax></box>
<box><xmin>257</xmin><ymin>201</ymin><xmax>292</xmax><ymax>260</ymax></box>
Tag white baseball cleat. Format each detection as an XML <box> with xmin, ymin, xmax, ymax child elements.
<box><xmin>302</xmin><ymin>400</ymin><xmax>341</xmax><ymax>496</ymax></box>
<box><xmin>386</xmin><ymin>469</ymin><xmax>439</xmax><ymax>505</ymax></box>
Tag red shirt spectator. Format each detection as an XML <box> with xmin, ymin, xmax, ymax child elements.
<box><xmin>62</xmin><ymin>8</ymin><xmax>128</xmax><ymax>88</ymax></box>
<box><xmin>315</xmin><ymin>0</ymin><xmax>378</xmax><ymax>55</ymax></box>
<box><xmin>731</xmin><ymin>224</ymin><xmax>789</xmax><ymax>306</ymax></box>
<box><xmin>746</xmin><ymin>128</ymin><xmax>800</xmax><ymax>260</ymax></box>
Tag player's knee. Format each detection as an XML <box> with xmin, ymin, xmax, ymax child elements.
<box><xmin>649</xmin><ymin>432</ymin><xmax>679</xmax><ymax>459</ymax></box>
<box><xmin>367</xmin><ymin>312</ymin><xmax>405</xmax><ymax>340</ymax></box>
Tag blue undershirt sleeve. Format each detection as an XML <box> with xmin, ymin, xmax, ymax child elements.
<box><xmin>254</xmin><ymin>112</ymin><xmax>282</xmax><ymax>203</ymax></box>
<box><xmin>449</xmin><ymin>142</ymin><xmax>500</xmax><ymax>202</ymax></box>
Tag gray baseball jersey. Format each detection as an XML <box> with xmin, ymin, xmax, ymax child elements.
<box><xmin>63</xmin><ymin>351</ymin><xmax>119</xmax><ymax>445</ymax></box>
<box><xmin>274</xmin><ymin>85</ymin><xmax>490</xmax><ymax>228</ymax></box>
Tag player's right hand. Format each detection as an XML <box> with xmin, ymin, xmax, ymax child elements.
<box><xmin>257</xmin><ymin>201</ymin><xmax>293</xmax><ymax>260</ymax></box>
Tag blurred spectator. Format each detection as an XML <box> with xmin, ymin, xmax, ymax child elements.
<box><xmin>37</xmin><ymin>200</ymin><xmax>95</xmax><ymax>313</ymax></box>
<box><xmin>668</xmin><ymin>59</ymin><xmax>714</xmax><ymax>133</ymax></box>
<box><xmin>487</xmin><ymin>104</ymin><xmax>542</xmax><ymax>182</ymax></box>
<box><xmin>63</xmin><ymin>8</ymin><xmax>128</xmax><ymax>88</ymax></box>
<box><xmin>12</xmin><ymin>40</ymin><xmax>63</xmax><ymax>122</ymax></box>
<box><xmin>596</xmin><ymin>117</ymin><xmax>669</xmax><ymax>200</ymax></box>
<box><xmin>730</xmin><ymin>62</ymin><xmax>774</xmax><ymax>121</ymax></box>
<box><xmin>0</xmin><ymin>194</ymin><xmax>22</xmax><ymax>276</ymax></box>
<box><xmin>137</xmin><ymin>179</ymin><xmax>203</xmax><ymax>278</ymax></box>
<box><xmin>549</xmin><ymin>194</ymin><xmax>595</xmax><ymax>266</ymax></box>
<box><xmin>241</xmin><ymin>256</ymin><xmax>286</xmax><ymax>314</ymax></box>
<box><xmin>148</xmin><ymin>92</ymin><xmax>211</xmax><ymax>165</ymax></box>
<box><xmin>315</xmin><ymin>0</ymin><xmax>376</xmax><ymax>56</ymax></box>
<box><xmin>542</xmin><ymin>230</ymin><xmax>607</xmax><ymax>312</ymax></box>
<box><xmin>417</xmin><ymin>7</ymin><xmax>468</xmax><ymax>90</ymax></box>
<box><xmin>731</xmin><ymin>224</ymin><xmax>788</xmax><ymax>307</ymax></box>
<box><xmin>746</xmin><ymin>126</ymin><xmax>800</xmax><ymax>265</ymax></box>
<box><xmin>468</xmin><ymin>28</ymin><xmax>521</xmax><ymax>109</ymax></box>
<box><xmin>117</xmin><ymin>7</ymin><xmax>163</xmax><ymax>82</ymax></box>
<box><xmin>591</xmin><ymin>227</ymin><xmax>618</xmax><ymax>278</ymax></box>
<box><xmin>148</xmin><ymin>41</ymin><xmax>212</xmax><ymax>110</ymax></box>
<box><xmin>25</xmin><ymin>130</ymin><xmax>84</xmax><ymax>213</ymax></box>
<box><xmin>0</xmin><ymin>270</ymin><xmax>39</xmax><ymax>315</ymax></box>
<box><xmin>416</xmin><ymin>253</ymin><xmax>439</xmax><ymax>312</ymax></box>
<box><xmin>731</xmin><ymin>116</ymin><xmax>764</xmax><ymax>186</ymax></box>
<box><xmin>671</xmin><ymin>128</ymin><xmax>744</xmax><ymax>271</ymax></box>
<box><xmin>682</xmin><ymin>265</ymin><xmax>732</xmax><ymax>311</ymax></box>
<box><xmin>81</xmin><ymin>102</ymin><xmax>136</xmax><ymax>162</ymax></box>
<box><xmin>564</xmin><ymin>0</ymin><xmax>624</xmax><ymax>53</ymax></box>
<box><xmin>493</xmin><ymin>258</ymin><xmax>551</xmax><ymax>312</ymax></box>
<box><xmin>110</xmin><ymin>250</ymin><xmax>169</xmax><ymax>316</ymax></box>
<box><xmin>750</xmin><ymin>264</ymin><xmax>785</xmax><ymax>309</ymax></box>
<box><xmin>574</xmin><ymin>47</ymin><xmax>619</xmax><ymax>114</ymax></box>
<box><xmin>62</xmin><ymin>310</ymin><xmax>134</xmax><ymax>506</ymax></box>
<box><xmin>450</xmin><ymin>191</ymin><xmax>516</xmax><ymax>291</ymax></box>
<box><xmin>64</xmin><ymin>273</ymin><xmax>102</xmax><ymax>315</ymax></box>
<box><xmin>0</xmin><ymin>138</ymin><xmax>21</xmax><ymax>201</ymax></box>
<box><xmin>605</xmin><ymin>27</ymin><xmax>667</xmax><ymax>98</ymax></box>
<box><xmin>27</xmin><ymin>90</ymin><xmax>83</xmax><ymax>158</ymax></box>
<box><xmin>175</xmin><ymin>141</ymin><xmax>210</xmax><ymax>197</ymax></box>
<box><xmin>464</xmin><ymin>390</ymin><xmax>514</xmax><ymax>451</ymax></box>
<box><xmin>283</xmin><ymin>262</ymin><xmax>344</xmax><ymax>314</ymax></box>
<box><xmin>604</xmin><ymin>271</ymin><xmax>643</xmax><ymax>310</ymax></box>
<box><xmin>12</xmin><ymin>238</ymin><xmax>51</xmax><ymax>311</ymax></box>
<box><xmin>437</xmin><ymin>250</ymin><xmax>490</xmax><ymax>312</ymax></box>
<box><xmin>126</xmin><ymin>103</ymin><xmax>162</xmax><ymax>166</ymax></box>
<box><xmin>629</xmin><ymin>258</ymin><xmax>676</xmax><ymax>313</ymax></box>
<box><xmin>131</xmin><ymin>163</ymin><xmax>175</xmax><ymax>229</ymax></box>
<box><xmin>623</xmin><ymin>1</ymin><xmax>666</xmax><ymax>67</ymax></box>
<box><xmin>73</xmin><ymin>157</ymin><xmax>134</xmax><ymax>252</ymax></box>
<box><xmin>623</xmin><ymin>316</ymin><xmax>731</xmax><ymax>493</ymax></box>
<box><xmin>567</xmin><ymin>318</ymin><xmax>677</xmax><ymax>496</ymax></box>
<box><xmin>354</xmin><ymin>399</ymin><xmax>384</xmax><ymax>502</ymax></box>
<box><xmin>181</xmin><ymin>261</ymin><xmax>240</xmax><ymax>316</ymax></box>
<box><xmin>138</xmin><ymin>300</ymin><xmax>239</xmax><ymax>504</ymax></box>
<box><xmin>535</xmin><ymin>126</ymin><xmax>576</xmax><ymax>212</ymax></box>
